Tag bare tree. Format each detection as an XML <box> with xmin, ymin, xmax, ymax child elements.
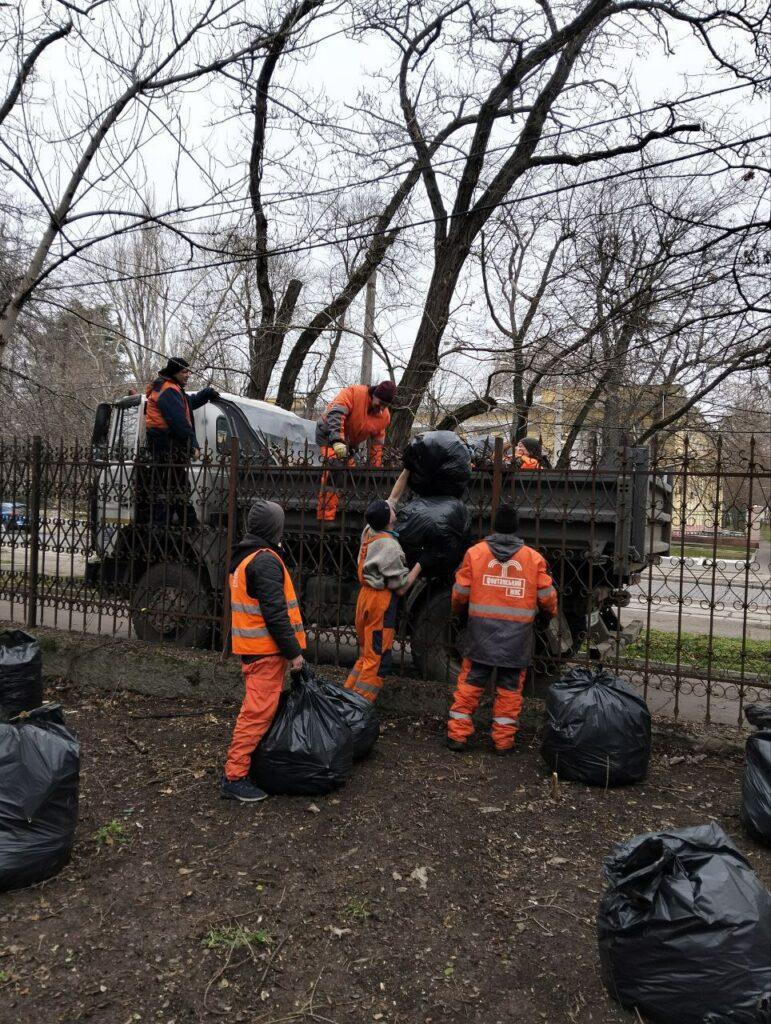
<box><xmin>0</xmin><ymin>2</ymin><xmax>303</xmax><ymax>356</ymax></box>
<box><xmin>377</xmin><ymin>0</ymin><xmax>767</xmax><ymax>446</ymax></box>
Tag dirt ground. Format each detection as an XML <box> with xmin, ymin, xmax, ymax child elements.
<box><xmin>1</xmin><ymin>671</ymin><xmax>769</xmax><ymax>1024</ymax></box>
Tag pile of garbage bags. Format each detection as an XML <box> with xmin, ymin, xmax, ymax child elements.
<box><xmin>597</xmin><ymin>823</ymin><xmax>771</xmax><ymax>1023</ymax></box>
<box><xmin>742</xmin><ymin>703</ymin><xmax>771</xmax><ymax>845</ymax></box>
<box><xmin>403</xmin><ymin>430</ymin><xmax>472</xmax><ymax>498</ymax></box>
<box><xmin>251</xmin><ymin>666</ymin><xmax>379</xmax><ymax>795</ymax></box>
<box><xmin>0</xmin><ymin>705</ymin><xmax>80</xmax><ymax>891</ymax></box>
<box><xmin>0</xmin><ymin>629</ymin><xmax>43</xmax><ymax>720</ymax></box>
<box><xmin>396</xmin><ymin>495</ymin><xmax>471</xmax><ymax>579</ymax></box>
<box><xmin>540</xmin><ymin>667</ymin><xmax>651</xmax><ymax>786</ymax></box>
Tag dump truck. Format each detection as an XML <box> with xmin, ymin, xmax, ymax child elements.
<box><xmin>87</xmin><ymin>391</ymin><xmax>672</xmax><ymax>680</ymax></box>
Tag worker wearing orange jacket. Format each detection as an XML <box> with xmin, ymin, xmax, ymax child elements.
<box><xmin>447</xmin><ymin>500</ymin><xmax>557</xmax><ymax>755</ymax></box>
<box><xmin>315</xmin><ymin>381</ymin><xmax>396</xmax><ymax>521</ymax></box>
<box><xmin>344</xmin><ymin>489</ymin><xmax>423</xmax><ymax>703</ymax></box>
<box><xmin>221</xmin><ymin>499</ymin><xmax>306</xmax><ymax>802</ymax></box>
<box><xmin>514</xmin><ymin>436</ymin><xmax>548</xmax><ymax>470</ymax></box>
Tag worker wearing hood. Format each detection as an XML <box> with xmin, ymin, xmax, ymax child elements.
<box><xmin>222</xmin><ymin>500</ymin><xmax>306</xmax><ymax>802</ymax></box>
<box><xmin>447</xmin><ymin>500</ymin><xmax>557</xmax><ymax>754</ymax></box>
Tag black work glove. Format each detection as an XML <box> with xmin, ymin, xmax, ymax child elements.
<box><xmin>200</xmin><ymin>386</ymin><xmax>220</xmax><ymax>402</ymax></box>
<box><xmin>535</xmin><ymin>611</ymin><xmax>553</xmax><ymax>630</ymax></box>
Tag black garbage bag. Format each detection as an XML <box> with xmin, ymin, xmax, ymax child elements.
<box><xmin>250</xmin><ymin>670</ymin><xmax>353</xmax><ymax>795</ymax></box>
<box><xmin>540</xmin><ymin>667</ymin><xmax>651</xmax><ymax>786</ymax></box>
<box><xmin>396</xmin><ymin>496</ymin><xmax>470</xmax><ymax>578</ymax></box>
<box><xmin>742</xmin><ymin>703</ymin><xmax>771</xmax><ymax>845</ymax></box>
<box><xmin>0</xmin><ymin>705</ymin><xmax>80</xmax><ymax>891</ymax></box>
<box><xmin>0</xmin><ymin>629</ymin><xmax>43</xmax><ymax>720</ymax></box>
<box><xmin>315</xmin><ymin>673</ymin><xmax>380</xmax><ymax>759</ymax></box>
<box><xmin>403</xmin><ymin>430</ymin><xmax>472</xmax><ymax>498</ymax></box>
<box><xmin>597</xmin><ymin>823</ymin><xmax>771</xmax><ymax>1024</ymax></box>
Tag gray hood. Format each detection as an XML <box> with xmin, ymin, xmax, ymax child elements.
<box><xmin>246</xmin><ymin>499</ymin><xmax>284</xmax><ymax>545</ymax></box>
<box><xmin>486</xmin><ymin>533</ymin><xmax>525</xmax><ymax>563</ymax></box>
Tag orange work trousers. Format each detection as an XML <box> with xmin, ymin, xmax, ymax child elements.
<box><xmin>447</xmin><ymin>659</ymin><xmax>526</xmax><ymax>751</ymax></box>
<box><xmin>224</xmin><ymin>654</ymin><xmax>286</xmax><ymax>780</ymax></box>
<box><xmin>316</xmin><ymin>447</ymin><xmax>355</xmax><ymax>521</ymax></box>
<box><xmin>344</xmin><ymin>585</ymin><xmax>398</xmax><ymax>702</ymax></box>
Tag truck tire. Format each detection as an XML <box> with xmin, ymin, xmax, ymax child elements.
<box><xmin>131</xmin><ymin>563</ymin><xmax>213</xmax><ymax>648</ymax></box>
<box><xmin>410</xmin><ymin>588</ymin><xmax>462</xmax><ymax>685</ymax></box>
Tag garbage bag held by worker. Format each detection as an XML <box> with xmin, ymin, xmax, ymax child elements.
<box><xmin>742</xmin><ymin>703</ymin><xmax>771</xmax><ymax>846</ymax></box>
<box><xmin>597</xmin><ymin>823</ymin><xmax>771</xmax><ymax>1024</ymax></box>
<box><xmin>540</xmin><ymin>667</ymin><xmax>651</xmax><ymax>786</ymax></box>
<box><xmin>403</xmin><ymin>430</ymin><xmax>472</xmax><ymax>498</ymax></box>
<box><xmin>396</xmin><ymin>496</ymin><xmax>471</xmax><ymax>578</ymax></box>
<box><xmin>0</xmin><ymin>629</ymin><xmax>43</xmax><ymax>720</ymax></box>
<box><xmin>250</xmin><ymin>670</ymin><xmax>353</xmax><ymax>795</ymax></box>
<box><xmin>315</xmin><ymin>672</ymin><xmax>380</xmax><ymax>759</ymax></box>
<box><xmin>0</xmin><ymin>705</ymin><xmax>80</xmax><ymax>891</ymax></box>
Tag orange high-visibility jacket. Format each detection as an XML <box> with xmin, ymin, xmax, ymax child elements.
<box><xmin>145</xmin><ymin>378</ymin><xmax>192</xmax><ymax>432</ymax></box>
<box><xmin>517</xmin><ymin>456</ymin><xmax>541</xmax><ymax>470</ymax></box>
<box><xmin>452</xmin><ymin>539</ymin><xmax>557</xmax><ymax>667</ymax></box>
<box><xmin>230</xmin><ymin>549</ymin><xmax>306</xmax><ymax>656</ymax></box>
<box><xmin>316</xmin><ymin>385</ymin><xmax>390</xmax><ymax>467</ymax></box>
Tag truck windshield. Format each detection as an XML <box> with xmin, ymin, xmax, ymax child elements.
<box><xmin>238</xmin><ymin>404</ymin><xmax>318</xmax><ymax>458</ymax></box>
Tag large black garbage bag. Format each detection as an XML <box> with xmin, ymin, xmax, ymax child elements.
<box><xmin>597</xmin><ymin>823</ymin><xmax>771</xmax><ymax>1024</ymax></box>
<box><xmin>251</xmin><ymin>670</ymin><xmax>353</xmax><ymax>795</ymax></box>
<box><xmin>0</xmin><ymin>629</ymin><xmax>43</xmax><ymax>720</ymax></box>
<box><xmin>315</xmin><ymin>673</ymin><xmax>380</xmax><ymax>759</ymax></box>
<box><xmin>396</xmin><ymin>496</ymin><xmax>470</xmax><ymax>578</ymax></box>
<box><xmin>0</xmin><ymin>705</ymin><xmax>80</xmax><ymax>891</ymax></box>
<box><xmin>540</xmin><ymin>667</ymin><xmax>651</xmax><ymax>786</ymax></box>
<box><xmin>742</xmin><ymin>703</ymin><xmax>771</xmax><ymax>845</ymax></box>
<box><xmin>403</xmin><ymin>430</ymin><xmax>472</xmax><ymax>498</ymax></box>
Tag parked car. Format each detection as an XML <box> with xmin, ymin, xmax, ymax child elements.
<box><xmin>0</xmin><ymin>502</ymin><xmax>29</xmax><ymax>532</ymax></box>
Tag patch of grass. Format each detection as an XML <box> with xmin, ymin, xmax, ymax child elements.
<box><xmin>341</xmin><ymin>896</ymin><xmax>372</xmax><ymax>921</ymax></box>
<box><xmin>627</xmin><ymin>629</ymin><xmax>769</xmax><ymax>674</ymax></box>
<box><xmin>761</xmin><ymin>523</ymin><xmax>771</xmax><ymax>542</ymax></box>
<box><xmin>0</xmin><ymin>970</ymin><xmax>9</xmax><ymax>984</ymax></box>
<box><xmin>201</xmin><ymin>924</ymin><xmax>271</xmax><ymax>951</ymax></box>
<box><xmin>679</xmin><ymin>545</ymin><xmax>750</xmax><ymax>560</ymax></box>
<box><xmin>93</xmin><ymin>820</ymin><xmax>130</xmax><ymax>846</ymax></box>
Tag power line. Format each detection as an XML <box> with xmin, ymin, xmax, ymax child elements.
<box><xmin>44</xmin><ymin>130</ymin><xmax>770</xmax><ymax>293</ymax></box>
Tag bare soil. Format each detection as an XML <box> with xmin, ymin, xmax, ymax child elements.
<box><xmin>1</xmin><ymin>671</ymin><xmax>768</xmax><ymax>1024</ymax></box>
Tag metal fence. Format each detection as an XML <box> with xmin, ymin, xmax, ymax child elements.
<box><xmin>0</xmin><ymin>435</ymin><xmax>768</xmax><ymax>727</ymax></box>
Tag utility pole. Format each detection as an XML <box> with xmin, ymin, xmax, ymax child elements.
<box><xmin>360</xmin><ymin>271</ymin><xmax>376</xmax><ymax>386</ymax></box>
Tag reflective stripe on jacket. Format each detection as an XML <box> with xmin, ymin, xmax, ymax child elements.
<box><xmin>451</xmin><ymin>539</ymin><xmax>557</xmax><ymax>667</ymax></box>
<box><xmin>315</xmin><ymin>385</ymin><xmax>390</xmax><ymax>466</ymax></box>
<box><xmin>230</xmin><ymin>548</ymin><xmax>306</xmax><ymax>656</ymax></box>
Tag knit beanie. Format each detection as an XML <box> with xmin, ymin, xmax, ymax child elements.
<box><xmin>365</xmin><ymin>499</ymin><xmax>392</xmax><ymax>532</ymax></box>
<box><xmin>493</xmin><ymin>501</ymin><xmax>519</xmax><ymax>535</ymax></box>
<box><xmin>372</xmin><ymin>380</ymin><xmax>397</xmax><ymax>404</ymax></box>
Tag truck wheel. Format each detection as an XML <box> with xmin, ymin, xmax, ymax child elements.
<box><xmin>410</xmin><ymin>589</ymin><xmax>463</xmax><ymax>685</ymax></box>
<box><xmin>131</xmin><ymin>563</ymin><xmax>212</xmax><ymax>647</ymax></box>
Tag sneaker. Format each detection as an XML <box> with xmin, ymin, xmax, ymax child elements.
<box><xmin>446</xmin><ymin>738</ymin><xmax>467</xmax><ymax>752</ymax></box>
<box><xmin>221</xmin><ymin>775</ymin><xmax>269</xmax><ymax>802</ymax></box>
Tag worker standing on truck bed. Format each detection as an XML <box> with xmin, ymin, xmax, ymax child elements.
<box><xmin>315</xmin><ymin>381</ymin><xmax>396</xmax><ymax>521</ymax></box>
<box><xmin>144</xmin><ymin>356</ymin><xmax>219</xmax><ymax>526</ymax></box>
<box><xmin>221</xmin><ymin>500</ymin><xmax>305</xmax><ymax>803</ymax></box>
<box><xmin>344</xmin><ymin>471</ymin><xmax>423</xmax><ymax>702</ymax></box>
<box><xmin>447</xmin><ymin>500</ymin><xmax>557</xmax><ymax>755</ymax></box>
<box><xmin>513</xmin><ymin>436</ymin><xmax>549</xmax><ymax>470</ymax></box>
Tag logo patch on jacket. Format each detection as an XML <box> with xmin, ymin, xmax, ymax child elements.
<box><xmin>484</xmin><ymin>559</ymin><xmax>525</xmax><ymax>598</ymax></box>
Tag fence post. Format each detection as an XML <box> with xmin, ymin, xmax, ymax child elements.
<box><xmin>492</xmin><ymin>436</ymin><xmax>504</xmax><ymax>517</ymax></box>
<box><xmin>220</xmin><ymin>436</ymin><xmax>239</xmax><ymax>657</ymax></box>
<box><xmin>26</xmin><ymin>435</ymin><xmax>43</xmax><ymax>628</ymax></box>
